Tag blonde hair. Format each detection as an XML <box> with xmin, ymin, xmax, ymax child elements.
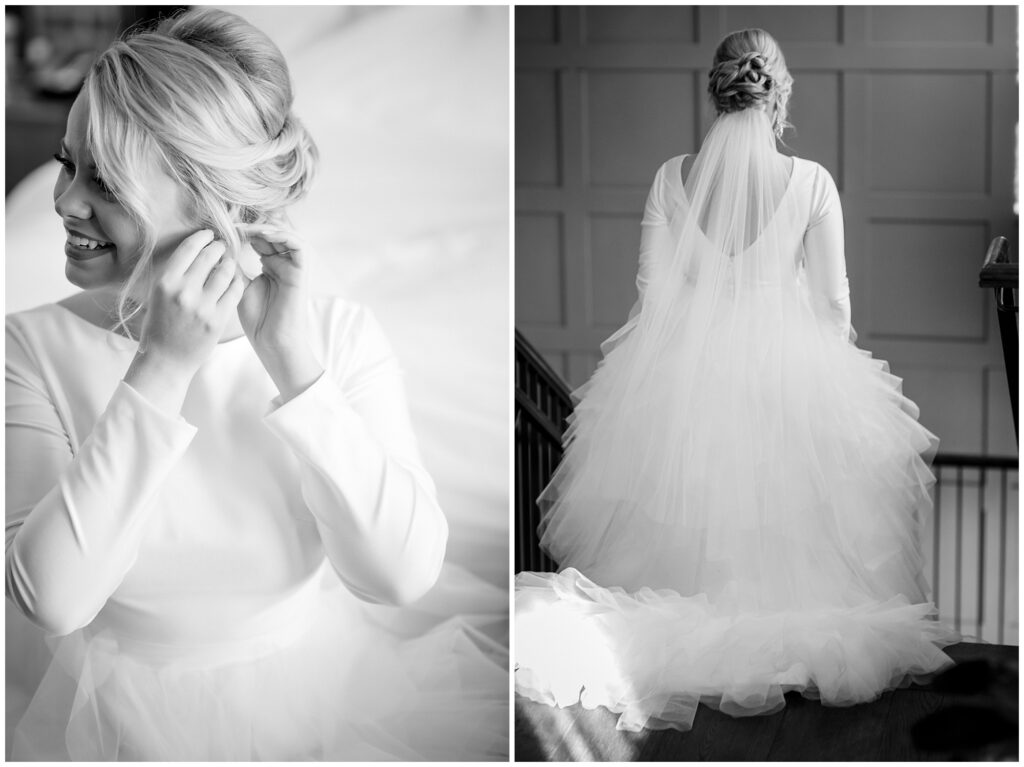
<box><xmin>708</xmin><ymin>29</ymin><xmax>793</xmax><ymax>138</ymax></box>
<box><xmin>84</xmin><ymin>8</ymin><xmax>318</xmax><ymax>333</ymax></box>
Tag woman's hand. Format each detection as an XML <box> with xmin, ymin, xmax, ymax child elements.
<box><xmin>236</xmin><ymin>224</ymin><xmax>324</xmax><ymax>402</ymax></box>
<box><xmin>125</xmin><ymin>229</ymin><xmax>246</xmax><ymax>413</ymax></box>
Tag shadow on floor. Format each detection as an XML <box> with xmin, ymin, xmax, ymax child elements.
<box><xmin>514</xmin><ymin>642</ymin><xmax>1018</xmax><ymax>761</ymax></box>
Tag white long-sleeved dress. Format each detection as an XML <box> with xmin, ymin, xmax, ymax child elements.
<box><xmin>515</xmin><ymin>154</ymin><xmax>960</xmax><ymax>732</ymax></box>
<box><xmin>7</xmin><ymin>296</ymin><xmax>504</xmax><ymax>760</ymax></box>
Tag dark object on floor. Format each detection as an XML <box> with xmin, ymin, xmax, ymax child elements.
<box><xmin>911</xmin><ymin>650</ymin><xmax>1018</xmax><ymax>761</ymax></box>
<box><xmin>911</xmin><ymin>706</ymin><xmax>1017</xmax><ymax>759</ymax></box>
<box><xmin>930</xmin><ymin>659</ymin><xmax>999</xmax><ymax>693</ymax></box>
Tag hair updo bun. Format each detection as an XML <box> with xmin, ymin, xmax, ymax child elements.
<box><xmin>158</xmin><ymin>8</ymin><xmax>320</xmax><ymax>220</ymax></box>
<box><xmin>708</xmin><ymin>51</ymin><xmax>773</xmax><ymax>114</ymax></box>
<box><xmin>708</xmin><ymin>28</ymin><xmax>793</xmax><ymax>138</ymax></box>
<box><xmin>84</xmin><ymin>7</ymin><xmax>320</xmax><ymax>330</ymax></box>
<box><xmin>256</xmin><ymin>115</ymin><xmax>318</xmax><ymax>213</ymax></box>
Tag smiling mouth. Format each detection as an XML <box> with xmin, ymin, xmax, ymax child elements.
<box><xmin>67</xmin><ymin>233</ymin><xmax>113</xmax><ymax>250</ymax></box>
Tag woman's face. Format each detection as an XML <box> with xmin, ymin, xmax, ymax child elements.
<box><xmin>53</xmin><ymin>90</ymin><xmax>196</xmax><ymax>292</ymax></box>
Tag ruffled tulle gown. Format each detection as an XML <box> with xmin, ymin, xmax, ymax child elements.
<box><xmin>515</xmin><ymin>114</ymin><xmax>959</xmax><ymax>732</ymax></box>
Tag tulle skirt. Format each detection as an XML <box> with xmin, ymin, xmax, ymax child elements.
<box><xmin>10</xmin><ymin>565</ymin><xmax>508</xmax><ymax>761</ymax></box>
<box><xmin>515</xmin><ymin>279</ymin><xmax>960</xmax><ymax>731</ymax></box>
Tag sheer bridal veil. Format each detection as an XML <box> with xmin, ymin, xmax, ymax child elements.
<box><xmin>540</xmin><ymin>102</ymin><xmax>873</xmax><ymax>569</ymax></box>
<box><xmin>637</xmin><ymin>106</ymin><xmax>801</xmax><ymax>359</ymax></box>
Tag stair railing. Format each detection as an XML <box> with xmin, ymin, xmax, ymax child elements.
<box><xmin>979</xmin><ymin>236</ymin><xmax>1018</xmax><ymax>440</ymax></box>
<box><xmin>514</xmin><ymin>330</ymin><xmax>570</xmax><ymax>573</ymax></box>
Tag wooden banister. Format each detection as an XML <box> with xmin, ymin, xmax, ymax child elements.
<box><xmin>979</xmin><ymin>236</ymin><xmax>1017</xmax><ymax>289</ymax></box>
<box><xmin>979</xmin><ymin>236</ymin><xmax>1018</xmax><ymax>441</ymax></box>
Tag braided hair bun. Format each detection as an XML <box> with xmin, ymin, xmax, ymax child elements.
<box><xmin>709</xmin><ymin>51</ymin><xmax>773</xmax><ymax>114</ymax></box>
<box><xmin>707</xmin><ymin>29</ymin><xmax>793</xmax><ymax>137</ymax></box>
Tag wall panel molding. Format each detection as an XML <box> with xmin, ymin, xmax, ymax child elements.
<box><xmin>515</xmin><ymin>5</ymin><xmax>1018</xmax><ymax>453</ymax></box>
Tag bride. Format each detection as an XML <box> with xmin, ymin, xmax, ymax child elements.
<box><xmin>6</xmin><ymin>8</ymin><xmax>505</xmax><ymax>760</ymax></box>
<box><xmin>516</xmin><ymin>28</ymin><xmax>960</xmax><ymax>733</ymax></box>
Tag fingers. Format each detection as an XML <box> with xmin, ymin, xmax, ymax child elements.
<box><xmin>238</xmin><ymin>224</ymin><xmax>306</xmax><ymax>268</ymax></box>
<box><xmin>185</xmin><ymin>239</ymin><xmax>228</xmax><ymax>283</ymax></box>
<box><xmin>156</xmin><ymin>230</ymin><xmax>241</xmax><ymax>317</ymax></box>
<box><xmin>163</xmin><ymin>229</ymin><xmax>217</xmax><ymax>281</ymax></box>
<box><xmin>237</xmin><ymin>223</ymin><xmax>299</xmax><ymax>244</ymax></box>
<box><xmin>217</xmin><ymin>268</ymin><xmax>247</xmax><ymax>308</ymax></box>
<box><xmin>203</xmin><ymin>255</ymin><xmax>236</xmax><ymax>297</ymax></box>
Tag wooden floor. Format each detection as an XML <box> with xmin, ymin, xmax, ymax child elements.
<box><xmin>514</xmin><ymin>642</ymin><xmax>1018</xmax><ymax>761</ymax></box>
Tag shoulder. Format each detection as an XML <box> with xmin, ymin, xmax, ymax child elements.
<box><xmin>652</xmin><ymin>155</ymin><xmax>687</xmax><ymax>187</ymax></box>
<box><xmin>644</xmin><ymin>155</ymin><xmax>687</xmax><ymax>218</ymax></box>
<box><xmin>8</xmin><ymin>298</ymin><xmax>131</xmax><ymax>358</ymax></box>
<box><xmin>790</xmin><ymin>158</ymin><xmax>842</xmax><ymax>227</ymax></box>
<box><xmin>8</xmin><ymin>291</ymin><xmax>119</xmax><ymax>336</ymax></box>
<box><xmin>792</xmin><ymin>157</ymin><xmax>838</xmax><ymax>194</ymax></box>
<box><xmin>7</xmin><ymin>302</ymin><xmax>77</xmax><ymax>355</ymax></box>
<box><xmin>788</xmin><ymin>157</ymin><xmax>839</xmax><ymax>201</ymax></box>
<box><xmin>8</xmin><ymin>301</ymin><xmax>135</xmax><ymax>398</ymax></box>
<box><xmin>7</xmin><ymin>301</ymin><xmax>66</xmax><ymax>332</ymax></box>
<box><xmin>6</xmin><ymin>303</ymin><xmax>71</xmax><ymax>384</ymax></box>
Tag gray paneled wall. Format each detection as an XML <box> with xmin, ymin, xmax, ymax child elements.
<box><xmin>515</xmin><ymin>5</ymin><xmax>1018</xmax><ymax>456</ymax></box>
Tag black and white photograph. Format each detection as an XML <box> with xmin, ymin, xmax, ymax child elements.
<box><xmin>514</xmin><ymin>5</ymin><xmax>1018</xmax><ymax>761</ymax></box>
<box><xmin>5</xmin><ymin>2</ymin><xmax>1022</xmax><ymax>763</ymax></box>
<box><xmin>5</xmin><ymin>5</ymin><xmax>509</xmax><ymax>760</ymax></box>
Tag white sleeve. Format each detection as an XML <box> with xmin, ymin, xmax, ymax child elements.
<box><xmin>803</xmin><ymin>166</ymin><xmax>851</xmax><ymax>341</ymax></box>
<box><xmin>262</xmin><ymin>307</ymin><xmax>447</xmax><ymax>606</ymax></box>
<box><xmin>636</xmin><ymin>161</ymin><xmax>673</xmax><ymax>307</ymax></box>
<box><xmin>603</xmin><ymin>162</ymin><xmax>673</xmax><ymax>355</ymax></box>
<box><xmin>5</xmin><ymin>322</ymin><xmax>196</xmax><ymax>636</ymax></box>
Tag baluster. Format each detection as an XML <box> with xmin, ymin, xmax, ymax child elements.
<box><xmin>533</xmin><ymin>425</ymin><xmax>542</xmax><ymax>572</ymax></box>
<box><xmin>515</xmin><ymin>420</ymin><xmax>525</xmax><ymax>572</ymax></box>
<box><xmin>977</xmin><ymin>466</ymin><xmax>985</xmax><ymax>640</ymax></box>
<box><xmin>933</xmin><ymin>466</ymin><xmax>941</xmax><ymax>608</ymax></box>
<box><xmin>540</xmin><ymin>434</ymin><xmax>551</xmax><ymax>569</ymax></box>
<box><xmin>998</xmin><ymin>468</ymin><xmax>1008</xmax><ymax>645</ymax></box>
<box><xmin>955</xmin><ymin>466</ymin><xmax>963</xmax><ymax>633</ymax></box>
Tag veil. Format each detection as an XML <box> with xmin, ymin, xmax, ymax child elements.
<box><xmin>538</xmin><ymin>105</ymin><xmax>935</xmax><ymax>592</ymax></box>
<box><xmin>583</xmin><ymin>109</ymin><xmax>814</xmax><ymax>536</ymax></box>
<box><xmin>634</xmin><ymin>107</ymin><xmax>800</xmax><ymax>367</ymax></box>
